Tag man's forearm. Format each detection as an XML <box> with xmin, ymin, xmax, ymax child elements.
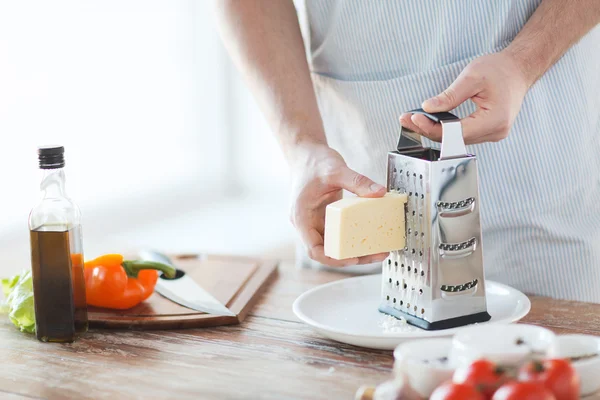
<box><xmin>213</xmin><ymin>0</ymin><xmax>327</xmax><ymax>161</ymax></box>
<box><xmin>505</xmin><ymin>0</ymin><xmax>600</xmax><ymax>87</ymax></box>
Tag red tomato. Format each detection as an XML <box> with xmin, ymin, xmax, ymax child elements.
<box><xmin>492</xmin><ymin>381</ymin><xmax>556</xmax><ymax>400</ymax></box>
<box><xmin>518</xmin><ymin>359</ymin><xmax>580</xmax><ymax>400</ymax></box>
<box><xmin>430</xmin><ymin>381</ymin><xmax>486</xmax><ymax>400</ymax></box>
<box><xmin>453</xmin><ymin>359</ymin><xmax>509</xmax><ymax>398</ymax></box>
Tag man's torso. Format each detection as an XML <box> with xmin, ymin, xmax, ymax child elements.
<box><xmin>293</xmin><ymin>0</ymin><xmax>600</xmax><ymax>301</ymax></box>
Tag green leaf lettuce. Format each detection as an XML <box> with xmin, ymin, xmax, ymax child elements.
<box><xmin>1</xmin><ymin>270</ymin><xmax>35</xmax><ymax>334</ymax></box>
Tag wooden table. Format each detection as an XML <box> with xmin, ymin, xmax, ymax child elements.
<box><xmin>1</xmin><ymin>260</ymin><xmax>600</xmax><ymax>400</ymax></box>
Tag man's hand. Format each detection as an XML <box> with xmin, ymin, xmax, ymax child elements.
<box><xmin>289</xmin><ymin>143</ymin><xmax>388</xmax><ymax>267</ymax></box>
<box><xmin>215</xmin><ymin>1</ymin><xmax>389</xmax><ymax>268</ymax></box>
<box><xmin>399</xmin><ymin>51</ymin><xmax>530</xmax><ymax>144</ymax></box>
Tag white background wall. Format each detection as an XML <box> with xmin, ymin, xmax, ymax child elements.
<box><xmin>0</xmin><ymin>0</ymin><xmax>296</xmax><ymax>276</ymax></box>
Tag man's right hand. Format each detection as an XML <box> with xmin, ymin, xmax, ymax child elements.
<box><xmin>214</xmin><ymin>1</ymin><xmax>389</xmax><ymax>268</ymax></box>
<box><xmin>289</xmin><ymin>143</ymin><xmax>389</xmax><ymax>267</ymax></box>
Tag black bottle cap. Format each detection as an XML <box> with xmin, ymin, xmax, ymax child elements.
<box><xmin>38</xmin><ymin>145</ymin><xmax>65</xmax><ymax>169</ymax></box>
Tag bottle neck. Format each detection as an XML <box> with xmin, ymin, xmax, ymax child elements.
<box><xmin>40</xmin><ymin>168</ymin><xmax>67</xmax><ymax>199</ymax></box>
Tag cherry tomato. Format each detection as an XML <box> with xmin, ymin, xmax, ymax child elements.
<box><xmin>518</xmin><ymin>359</ymin><xmax>580</xmax><ymax>400</ymax></box>
<box><xmin>453</xmin><ymin>359</ymin><xmax>509</xmax><ymax>399</ymax></box>
<box><xmin>492</xmin><ymin>381</ymin><xmax>556</xmax><ymax>400</ymax></box>
<box><xmin>430</xmin><ymin>381</ymin><xmax>486</xmax><ymax>400</ymax></box>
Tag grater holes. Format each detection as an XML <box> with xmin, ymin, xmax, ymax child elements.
<box><xmin>421</xmin><ymin>270</ymin><xmax>425</xmax><ymax>277</ymax></box>
<box><xmin>421</xmin><ymin>308</ymin><xmax>425</xmax><ymax>314</ymax></box>
<box><xmin>393</xmin><ymin>298</ymin><xmax>397</xmax><ymax>303</ymax></box>
<box><xmin>407</xmin><ymin>266</ymin><xmax>411</xmax><ymax>272</ymax></box>
<box><xmin>439</xmin><ymin>238</ymin><xmax>477</xmax><ymax>253</ymax></box>
<box><xmin>400</xmin><ymin>300</ymin><xmax>403</xmax><ymax>306</ymax></box>
<box><xmin>389</xmin><ymin>278</ymin><xmax>392</xmax><ymax>284</ymax></box>
<box><xmin>403</xmin><ymin>282</ymin><xmax>408</xmax><ymax>289</ymax></box>
<box><xmin>437</xmin><ymin>197</ymin><xmax>475</xmax><ymax>213</ymax></box>
<box><xmin>440</xmin><ymin>279</ymin><xmax>478</xmax><ymax>293</ymax></box>
<box><xmin>386</xmin><ymin>295</ymin><xmax>390</xmax><ymax>301</ymax></box>
<box><xmin>414</xmin><ymin>306</ymin><xmax>417</xmax><ymax>312</ymax></box>
<box><xmin>407</xmin><ymin>303</ymin><xmax>410</xmax><ymax>308</ymax></box>
<box><xmin>419</xmin><ymin>288</ymin><xmax>423</xmax><ymax>295</ymax></box>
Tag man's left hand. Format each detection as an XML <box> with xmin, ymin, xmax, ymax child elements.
<box><xmin>399</xmin><ymin>51</ymin><xmax>531</xmax><ymax>144</ymax></box>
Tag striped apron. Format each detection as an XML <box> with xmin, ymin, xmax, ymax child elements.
<box><xmin>293</xmin><ymin>0</ymin><xmax>600</xmax><ymax>302</ymax></box>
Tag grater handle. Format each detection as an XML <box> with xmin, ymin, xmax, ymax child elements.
<box><xmin>405</xmin><ymin>109</ymin><xmax>458</xmax><ymax>123</ymax></box>
<box><xmin>400</xmin><ymin>108</ymin><xmax>468</xmax><ymax>159</ymax></box>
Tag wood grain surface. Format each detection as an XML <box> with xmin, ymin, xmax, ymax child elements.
<box><xmin>1</xmin><ymin>256</ymin><xmax>600</xmax><ymax>400</ymax></box>
<box><xmin>87</xmin><ymin>255</ymin><xmax>278</xmax><ymax>330</ymax></box>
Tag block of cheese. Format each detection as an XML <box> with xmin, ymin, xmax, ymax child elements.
<box><xmin>324</xmin><ymin>192</ymin><xmax>408</xmax><ymax>260</ymax></box>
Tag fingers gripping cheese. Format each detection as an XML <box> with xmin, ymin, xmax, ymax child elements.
<box><xmin>324</xmin><ymin>192</ymin><xmax>408</xmax><ymax>260</ymax></box>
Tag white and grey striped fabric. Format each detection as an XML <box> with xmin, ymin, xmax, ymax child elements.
<box><xmin>293</xmin><ymin>0</ymin><xmax>600</xmax><ymax>302</ymax></box>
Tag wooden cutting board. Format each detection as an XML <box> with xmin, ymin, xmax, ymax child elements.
<box><xmin>87</xmin><ymin>253</ymin><xmax>279</xmax><ymax>330</ymax></box>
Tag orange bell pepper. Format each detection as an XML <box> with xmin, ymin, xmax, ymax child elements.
<box><xmin>83</xmin><ymin>253</ymin><xmax>176</xmax><ymax>309</ymax></box>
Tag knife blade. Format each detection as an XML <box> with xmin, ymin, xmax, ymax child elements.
<box><xmin>138</xmin><ymin>250</ymin><xmax>236</xmax><ymax>317</ymax></box>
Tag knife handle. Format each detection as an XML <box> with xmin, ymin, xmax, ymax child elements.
<box><xmin>160</xmin><ymin>269</ymin><xmax>186</xmax><ymax>280</ymax></box>
<box><xmin>138</xmin><ymin>250</ymin><xmax>187</xmax><ymax>280</ymax></box>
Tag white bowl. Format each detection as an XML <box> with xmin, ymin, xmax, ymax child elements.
<box><xmin>449</xmin><ymin>323</ymin><xmax>556</xmax><ymax>367</ymax></box>
<box><xmin>393</xmin><ymin>338</ymin><xmax>456</xmax><ymax>398</ymax></box>
<box><xmin>548</xmin><ymin>334</ymin><xmax>600</xmax><ymax>396</ymax></box>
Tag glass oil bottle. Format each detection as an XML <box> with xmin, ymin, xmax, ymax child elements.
<box><xmin>29</xmin><ymin>146</ymin><xmax>88</xmax><ymax>342</ymax></box>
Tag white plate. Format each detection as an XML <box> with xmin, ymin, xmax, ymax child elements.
<box><xmin>292</xmin><ymin>274</ymin><xmax>531</xmax><ymax>350</ymax></box>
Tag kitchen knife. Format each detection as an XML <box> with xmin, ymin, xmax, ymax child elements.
<box><xmin>138</xmin><ymin>250</ymin><xmax>236</xmax><ymax>317</ymax></box>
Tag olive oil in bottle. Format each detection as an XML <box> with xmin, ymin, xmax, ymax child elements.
<box><xmin>29</xmin><ymin>146</ymin><xmax>88</xmax><ymax>342</ymax></box>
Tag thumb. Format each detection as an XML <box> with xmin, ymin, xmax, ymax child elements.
<box><xmin>422</xmin><ymin>70</ymin><xmax>480</xmax><ymax>112</ymax></box>
<box><xmin>337</xmin><ymin>167</ymin><xmax>386</xmax><ymax>197</ymax></box>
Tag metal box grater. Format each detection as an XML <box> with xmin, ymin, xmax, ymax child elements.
<box><xmin>378</xmin><ymin>108</ymin><xmax>492</xmax><ymax>330</ymax></box>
